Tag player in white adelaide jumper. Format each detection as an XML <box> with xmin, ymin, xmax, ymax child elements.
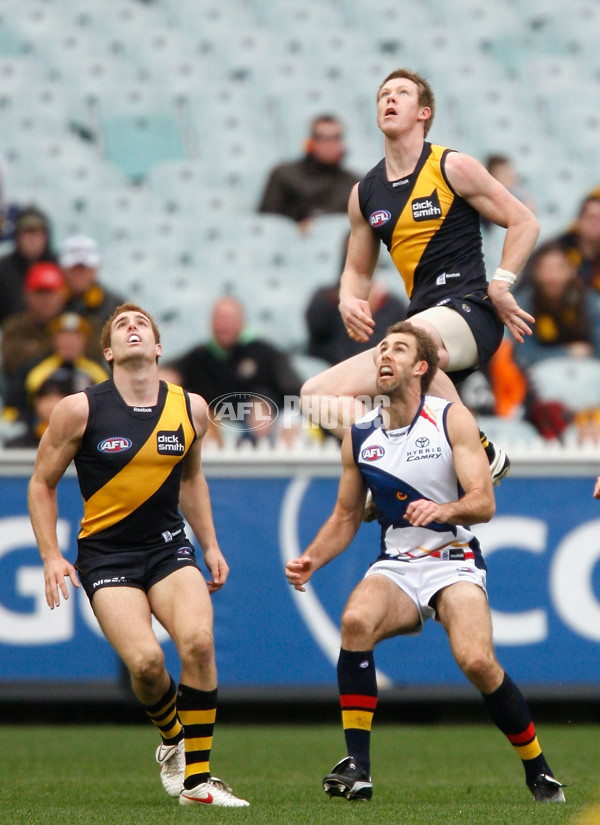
<box><xmin>286</xmin><ymin>320</ymin><xmax>565</xmax><ymax>804</ymax></box>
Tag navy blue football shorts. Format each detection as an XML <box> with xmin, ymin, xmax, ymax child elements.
<box><xmin>410</xmin><ymin>291</ymin><xmax>504</xmax><ymax>385</ymax></box>
<box><xmin>76</xmin><ymin>538</ymin><xmax>199</xmax><ymax>602</ymax></box>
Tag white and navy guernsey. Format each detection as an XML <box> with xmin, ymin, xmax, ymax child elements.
<box><xmin>351</xmin><ymin>395</ymin><xmax>485</xmax><ymax>570</ymax></box>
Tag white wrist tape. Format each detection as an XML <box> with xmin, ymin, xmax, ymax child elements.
<box><xmin>492</xmin><ymin>267</ymin><xmax>517</xmax><ymax>285</ymax></box>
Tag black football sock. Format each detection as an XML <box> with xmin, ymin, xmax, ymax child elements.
<box><xmin>482</xmin><ymin>672</ymin><xmax>553</xmax><ymax>784</ymax></box>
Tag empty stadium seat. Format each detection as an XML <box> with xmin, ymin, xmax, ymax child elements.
<box><xmin>528</xmin><ymin>357</ymin><xmax>600</xmax><ymax>411</ymax></box>
<box><xmin>475</xmin><ymin>415</ymin><xmax>545</xmax><ymax>448</ymax></box>
<box><xmin>100</xmin><ymin>109</ymin><xmax>187</xmax><ymax>181</ymax></box>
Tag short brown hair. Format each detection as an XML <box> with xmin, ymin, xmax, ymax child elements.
<box><xmin>101</xmin><ymin>303</ymin><xmax>161</xmax><ymax>369</ymax></box>
<box><xmin>378</xmin><ymin>68</ymin><xmax>435</xmax><ymax>136</ymax></box>
<box><xmin>385</xmin><ymin>320</ymin><xmax>439</xmax><ymax>392</ymax></box>
<box><xmin>309</xmin><ymin>114</ymin><xmax>343</xmax><ymax>137</ymax></box>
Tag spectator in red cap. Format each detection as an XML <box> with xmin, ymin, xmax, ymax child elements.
<box><xmin>0</xmin><ymin>205</ymin><xmax>57</xmax><ymax>324</ymax></box>
<box><xmin>1</xmin><ymin>261</ymin><xmax>66</xmax><ymax>382</ymax></box>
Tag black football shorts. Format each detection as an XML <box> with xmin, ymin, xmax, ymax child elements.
<box><xmin>76</xmin><ymin>538</ymin><xmax>199</xmax><ymax>601</ymax></box>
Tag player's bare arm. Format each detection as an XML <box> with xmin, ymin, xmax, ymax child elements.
<box><xmin>179</xmin><ymin>393</ymin><xmax>229</xmax><ymax>592</ymax></box>
<box><xmin>28</xmin><ymin>392</ymin><xmax>89</xmax><ymax>608</ymax></box>
<box><xmin>445</xmin><ymin>151</ymin><xmax>539</xmax><ymax>344</ymax></box>
<box><xmin>594</xmin><ymin>476</ymin><xmax>600</xmax><ymax>499</ymax></box>
<box><xmin>286</xmin><ymin>431</ymin><xmax>367</xmax><ymax>591</ymax></box>
<box><xmin>405</xmin><ymin>403</ymin><xmax>495</xmax><ymax>528</ymax></box>
<box><xmin>338</xmin><ymin>184</ymin><xmax>380</xmax><ymax>343</ymax></box>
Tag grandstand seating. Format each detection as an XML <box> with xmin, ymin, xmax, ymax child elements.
<box><xmin>475</xmin><ymin>415</ymin><xmax>545</xmax><ymax>449</ymax></box>
<box><xmin>1</xmin><ymin>1</ymin><xmax>592</xmax><ymax>236</ymax></box>
<box><xmin>528</xmin><ymin>357</ymin><xmax>600</xmax><ymax>412</ymax></box>
<box><xmin>100</xmin><ymin>110</ymin><xmax>187</xmax><ymax>181</ymax></box>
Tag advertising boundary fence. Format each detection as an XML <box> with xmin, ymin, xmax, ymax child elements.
<box><xmin>1</xmin><ymin>448</ymin><xmax>600</xmax><ymax>704</ymax></box>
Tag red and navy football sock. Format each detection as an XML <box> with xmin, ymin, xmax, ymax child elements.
<box><xmin>482</xmin><ymin>672</ymin><xmax>552</xmax><ymax>784</ymax></box>
<box><xmin>337</xmin><ymin>648</ymin><xmax>378</xmax><ymax>775</ymax></box>
<box><xmin>142</xmin><ymin>674</ymin><xmax>183</xmax><ymax>745</ymax></box>
<box><xmin>178</xmin><ymin>684</ymin><xmax>217</xmax><ymax>790</ymax></box>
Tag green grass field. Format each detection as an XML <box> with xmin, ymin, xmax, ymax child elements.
<box><xmin>1</xmin><ymin>723</ymin><xmax>599</xmax><ymax>825</ymax></box>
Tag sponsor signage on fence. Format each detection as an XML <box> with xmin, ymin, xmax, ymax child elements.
<box><xmin>1</xmin><ymin>466</ymin><xmax>599</xmax><ymax>693</ymax></box>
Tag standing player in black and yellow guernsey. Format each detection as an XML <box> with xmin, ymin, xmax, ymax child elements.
<box><xmin>301</xmin><ymin>68</ymin><xmax>540</xmax><ymax>485</ymax></box>
<box><xmin>28</xmin><ymin>303</ymin><xmax>249</xmax><ymax>808</ymax></box>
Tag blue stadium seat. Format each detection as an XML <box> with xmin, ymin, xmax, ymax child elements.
<box><xmin>100</xmin><ymin>110</ymin><xmax>186</xmax><ymax>182</ymax></box>
<box><xmin>528</xmin><ymin>357</ymin><xmax>600</xmax><ymax>412</ymax></box>
<box><xmin>475</xmin><ymin>415</ymin><xmax>544</xmax><ymax>448</ymax></box>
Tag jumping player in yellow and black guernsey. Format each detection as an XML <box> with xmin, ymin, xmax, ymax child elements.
<box><xmin>301</xmin><ymin>68</ymin><xmax>541</xmax><ymax>489</ymax></box>
<box><xmin>28</xmin><ymin>302</ymin><xmax>249</xmax><ymax>807</ymax></box>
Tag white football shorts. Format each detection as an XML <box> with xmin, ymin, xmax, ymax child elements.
<box><xmin>364</xmin><ymin>557</ymin><xmax>488</xmax><ymax>634</ymax></box>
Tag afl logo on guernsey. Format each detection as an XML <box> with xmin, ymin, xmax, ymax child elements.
<box><xmin>361</xmin><ymin>445</ymin><xmax>385</xmax><ymax>461</ymax></box>
<box><xmin>369</xmin><ymin>209</ymin><xmax>391</xmax><ymax>228</ymax></box>
<box><xmin>98</xmin><ymin>437</ymin><xmax>132</xmax><ymax>453</ymax></box>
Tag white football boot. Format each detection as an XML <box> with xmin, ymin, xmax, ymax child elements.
<box><xmin>156</xmin><ymin>740</ymin><xmax>185</xmax><ymax>797</ymax></box>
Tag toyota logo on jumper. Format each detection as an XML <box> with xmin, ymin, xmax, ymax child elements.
<box><xmin>209</xmin><ymin>392</ymin><xmax>279</xmax><ymax>432</ymax></box>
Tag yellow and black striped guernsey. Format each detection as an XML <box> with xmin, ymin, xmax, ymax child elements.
<box><xmin>74</xmin><ymin>379</ymin><xmax>196</xmax><ymax>549</ymax></box>
<box><xmin>358</xmin><ymin>142</ymin><xmax>487</xmax><ymax>315</ymax></box>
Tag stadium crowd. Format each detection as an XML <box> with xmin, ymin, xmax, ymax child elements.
<box><xmin>0</xmin><ymin>128</ymin><xmax>600</xmax><ymax>448</ymax></box>
<box><xmin>1</xmin><ymin>161</ymin><xmax>600</xmax><ymax>451</ymax></box>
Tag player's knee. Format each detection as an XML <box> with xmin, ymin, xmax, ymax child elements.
<box><xmin>301</xmin><ymin>370</ymin><xmax>339</xmax><ymax>400</ymax></box>
<box><xmin>179</xmin><ymin>629</ymin><xmax>215</xmax><ymax>670</ymax></box>
<box><xmin>341</xmin><ymin>606</ymin><xmax>375</xmax><ymax>647</ymax></box>
<box><xmin>300</xmin><ymin>375</ymin><xmax>325</xmax><ymax>408</ymax></box>
<box><xmin>301</xmin><ymin>376</ymin><xmax>315</xmax><ymax>400</ymax></box>
<box><xmin>458</xmin><ymin>648</ymin><xmax>498</xmax><ymax>688</ymax></box>
<box><xmin>129</xmin><ymin>646</ymin><xmax>166</xmax><ymax>687</ymax></box>
<box><xmin>300</xmin><ymin>378</ymin><xmax>329</xmax><ymax>426</ymax></box>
